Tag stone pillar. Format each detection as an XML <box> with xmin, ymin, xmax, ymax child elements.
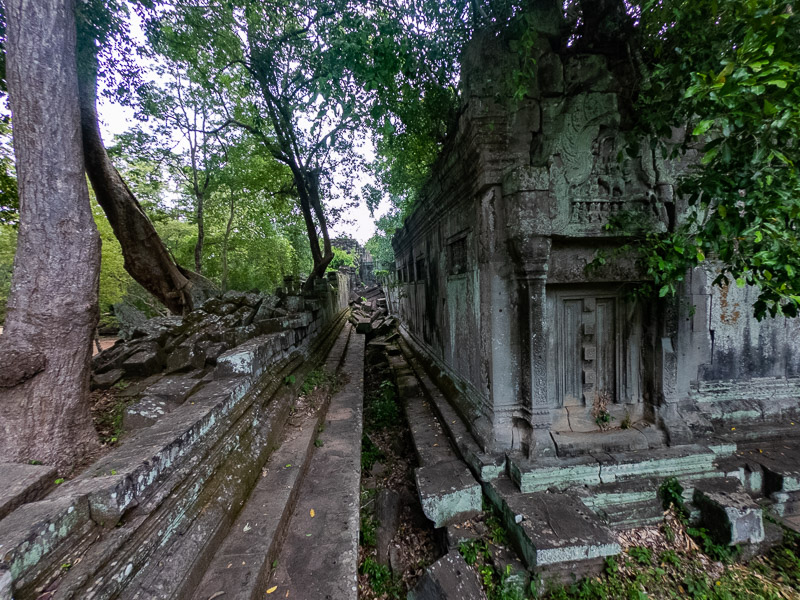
<box><xmin>512</xmin><ymin>235</ymin><xmax>556</xmax><ymax>457</ymax></box>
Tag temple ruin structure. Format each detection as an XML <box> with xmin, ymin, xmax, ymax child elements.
<box><xmin>387</xmin><ymin>17</ymin><xmax>800</xmax><ymax>461</ymax></box>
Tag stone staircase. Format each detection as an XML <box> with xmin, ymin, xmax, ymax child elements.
<box><xmin>391</xmin><ymin>326</ymin><xmax>800</xmax><ymax>586</ymax></box>
<box><xmin>0</xmin><ymin>301</ymin><xmax>367</xmax><ymax>600</ymax></box>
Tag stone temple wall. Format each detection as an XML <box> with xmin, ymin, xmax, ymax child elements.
<box><xmin>390</xmin><ymin>15</ymin><xmax>800</xmax><ymax>456</ymax></box>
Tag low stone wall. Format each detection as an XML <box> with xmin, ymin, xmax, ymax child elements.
<box><xmin>0</xmin><ymin>272</ymin><xmax>350</xmax><ymax>599</ymax></box>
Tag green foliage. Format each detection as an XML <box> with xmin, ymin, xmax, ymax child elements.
<box><xmin>0</xmin><ymin>224</ymin><xmax>16</xmax><ymax>324</ymax></box>
<box><xmin>300</xmin><ymin>368</ymin><xmax>334</xmax><ymax>395</ymax></box>
<box><xmin>0</xmin><ymin>119</ymin><xmax>18</xmax><ymax>228</ymax></box>
<box><xmin>327</xmin><ymin>246</ymin><xmax>355</xmax><ymax>272</ymax></box>
<box><xmin>92</xmin><ymin>199</ymin><xmax>132</xmax><ymax>325</ymax></box>
<box><xmin>365</xmin><ymin>380</ymin><xmax>400</xmax><ymax>430</ymax></box>
<box><xmin>611</xmin><ymin>0</ymin><xmax>800</xmax><ymax>319</ymax></box>
<box><xmin>359</xmin><ymin>556</ymin><xmax>401</xmax><ymax>598</ymax></box>
<box><xmin>658</xmin><ymin>477</ymin><xmax>689</xmax><ymax>523</ymax></box>
<box><xmin>459</xmin><ymin>539</ymin><xmax>491</xmax><ymax>566</ymax></box>
<box><xmin>365</xmin><ymin>211</ymin><xmax>402</xmax><ymax>272</ymax></box>
<box><xmin>628</xmin><ymin>546</ymin><xmax>653</xmax><ymax>566</ymax></box>
<box><xmin>360</xmin><ymin>434</ymin><xmax>384</xmax><ymax>472</ymax></box>
<box><xmin>360</xmin><ymin>513</ymin><xmax>377</xmax><ymax>547</ymax></box>
<box><xmin>687</xmin><ymin>526</ymin><xmax>740</xmax><ymax>563</ymax></box>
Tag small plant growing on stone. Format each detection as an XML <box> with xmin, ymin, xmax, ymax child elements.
<box><xmin>314</xmin><ymin>438</ymin><xmax>324</xmax><ymax>448</ymax></box>
<box><xmin>360</xmin><ymin>514</ymin><xmax>378</xmax><ymax>547</ymax></box>
<box><xmin>620</xmin><ymin>410</ymin><xmax>632</xmax><ymax>429</ymax></box>
<box><xmin>283</xmin><ymin>374</ymin><xmax>296</xmax><ymax>386</ymax></box>
<box><xmin>658</xmin><ymin>477</ymin><xmax>689</xmax><ymax>523</ymax></box>
<box><xmin>687</xmin><ymin>526</ymin><xmax>739</xmax><ymax>563</ymax></box>
<box><xmin>592</xmin><ymin>391</ymin><xmax>613</xmax><ymax>431</ymax></box>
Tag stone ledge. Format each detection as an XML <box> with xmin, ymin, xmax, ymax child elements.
<box><xmin>0</xmin><ymin>464</ymin><xmax>58</xmax><ymax>522</ymax></box>
<box><xmin>694</xmin><ymin>478</ymin><xmax>765</xmax><ymax>545</ymax></box>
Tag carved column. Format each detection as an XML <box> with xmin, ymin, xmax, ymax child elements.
<box><xmin>512</xmin><ymin>235</ymin><xmax>556</xmax><ymax>457</ymax></box>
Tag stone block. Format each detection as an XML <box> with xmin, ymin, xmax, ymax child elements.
<box><xmin>165</xmin><ymin>344</ymin><xmax>206</xmax><ymax>374</ymax></box>
<box><xmin>122</xmin><ymin>345</ymin><xmax>164</xmax><ymax>377</ymax></box>
<box><xmin>214</xmin><ymin>333</ymin><xmax>287</xmax><ymax>379</ymax></box>
<box><xmin>143</xmin><ymin>373</ymin><xmax>203</xmax><ymax>404</ymax></box>
<box><xmin>407</xmin><ymin>549</ymin><xmax>487</xmax><ymax>600</ymax></box>
<box><xmin>0</xmin><ymin>494</ymin><xmax>91</xmax><ymax>583</ymax></box>
<box><xmin>91</xmin><ymin>368</ymin><xmax>124</xmax><ymax>390</ymax></box>
<box><xmin>123</xmin><ymin>396</ymin><xmax>175</xmax><ymax>430</ymax></box>
<box><xmin>283</xmin><ymin>295</ymin><xmax>304</xmax><ymax>313</ymax></box>
<box><xmin>415</xmin><ymin>460</ymin><xmax>481</xmax><ymax>528</ymax></box>
<box><xmin>598</xmin><ymin>444</ymin><xmax>715</xmax><ymax>483</ymax></box>
<box><xmin>0</xmin><ymin>463</ymin><xmax>58</xmax><ymax>521</ymax></box>
<box><xmin>693</xmin><ymin>478</ymin><xmax>765</xmax><ymax>545</ymax></box>
<box><xmin>489</xmin><ymin>479</ymin><xmax>620</xmax><ymax>570</ymax></box>
<box><xmin>509</xmin><ymin>453</ymin><xmax>601</xmax><ymax>493</ymax></box>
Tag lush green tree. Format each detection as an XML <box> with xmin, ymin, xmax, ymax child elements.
<box><xmin>328</xmin><ymin>246</ymin><xmax>356</xmax><ymax>271</ymax></box>
<box><xmin>622</xmin><ymin>0</ymin><xmax>800</xmax><ymax>318</ymax></box>
<box><xmin>0</xmin><ymin>119</ymin><xmax>17</xmax><ymax>227</ymax></box>
<box><xmin>0</xmin><ymin>223</ymin><xmax>15</xmax><ymax>323</ymax></box>
<box><xmin>365</xmin><ymin>211</ymin><xmax>402</xmax><ymax>272</ymax></box>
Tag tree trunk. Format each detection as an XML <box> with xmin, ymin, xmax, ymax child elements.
<box><xmin>222</xmin><ymin>188</ymin><xmax>235</xmax><ymax>292</ymax></box>
<box><xmin>76</xmin><ymin>44</ymin><xmax>197</xmax><ymax>315</ymax></box>
<box><xmin>194</xmin><ymin>190</ymin><xmax>204</xmax><ymax>274</ymax></box>
<box><xmin>0</xmin><ymin>0</ymin><xmax>100</xmax><ymax>470</ymax></box>
<box><xmin>298</xmin><ymin>169</ymin><xmax>333</xmax><ymax>290</ymax></box>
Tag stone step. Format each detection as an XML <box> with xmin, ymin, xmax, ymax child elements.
<box><xmin>266</xmin><ymin>332</ymin><xmax>366</xmax><ymax>599</ymax></box>
<box><xmin>397</xmin><ymin>331</ymin><xmax>505</xmax><ymax>482</ymax></box>
<box><xmin>120</xmin><ymin>325</ymin><xmax>355</xmax><ymax>600</ymax></box>
<box><xmin>0</xmin><ymin>463</ymin><xmax>58</xmax><ymax>522</ymax></box>
<box><xmin>48</xmin><ymin>314</ymin><xmax>351</xmax><ymax>600</ymax></box>
<box><xmin>388</xmin><ymin>339</ymin><xmax>481</xmax><ymax>528</ymax></box>
<box><xmin>485</xmin><ymin>477</ymin><xmax>620</xmax><ymax>579</ymax></box>
<box><xmin>188</xmin><ymin>326</ymin><xmax>353</xmax><ymax>600</ymax></box>
<box><xmin>509</xmin><ymin>444</ymin><xmax>717</xmax><ymax>493</ymax></box>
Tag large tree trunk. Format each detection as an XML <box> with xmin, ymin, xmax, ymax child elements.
<box><xmin>0</xmin><ymin>0</ymin><xmax>100</xmax><ymax>470</ymax></box>
<box><xmin>76</xmin><ymin>45</ymin><xmax>197</xmax><ymax>315</ymax></box>
<box><xmin>293</xmin><ymin>168</ymin><xmax>333</xmax><ymax>291</ymax></box>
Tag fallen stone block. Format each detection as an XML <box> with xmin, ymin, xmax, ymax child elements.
<box><xmin>376</xmin><ymin>489</ymin><xmax>401</xmax><ymax>566</ymax></box>
<box><xmin>694</xmin><ymin>478</ymin><xmax>765</xmax><ymax>545</ymax></box>
<box><xmin>91</xmin><ymin>368</ymin><xmax>124</xmax><ymax>390</ymax></box>
<box><xmin>214</xmin><ymin>333</ymin><xmax>290</xmax><ymax>379</ymax></box>
<box><xmin>122</xmin><ymin>342</ymin><xmax>164</xmax><ymax>377</ymax></box>
<box><xmin>144</xmin><ymin>373</ymin><xmax>203</xmax><ymax>404</ymax></box>
<box><xmin>407</xmin><ymin>549</ymin><xmax>487</xmax><ymax>600</ymax></box>
<box><xmin>0</xmin><ymin>463</ymin><xmax>58</xmax><ymax>521</ymax></box>
<box><xmin>165</xmin><ymin>344</ymin><xmax>206</xmax><ymax>374</ymax></box>
<box><xmin>415</xmin><ymin>460</ymin><xmax>481</xmax><ymax>528</ymax></box>
<box><xmin>487</xmin><ymin>478</ymin><xmax>620</xmax><ymax>570</ymax></box>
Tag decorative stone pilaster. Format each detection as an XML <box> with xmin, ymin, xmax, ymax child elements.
<box><xmin>510</xmin><ymin>234</ymin><xmax>556</xmax><ymax>457</ymax></box>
